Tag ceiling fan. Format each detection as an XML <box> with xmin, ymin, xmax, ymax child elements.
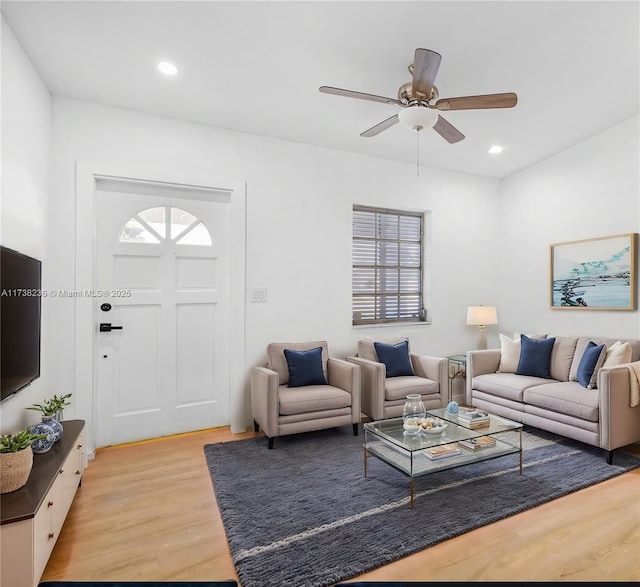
<box><xmin>319</xmin><ymin>48</ymin><xmax>518</xmax><ymax>144</ymax></box>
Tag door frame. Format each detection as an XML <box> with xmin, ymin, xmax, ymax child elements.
<box><xmin>75</xmin><ymin>161</ymin><xmax>246</xmax><ymax>455</ymax></box>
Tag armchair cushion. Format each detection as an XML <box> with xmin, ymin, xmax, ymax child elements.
<box><xmin>373</xmin><ymin>340</ymin><xmax>415</xmax><ymax>377</ymax></box>
<box><xmin>267</xmin><ymin>341</ymin><xmax>329</xmax><ymax>385</ymax></box>
<box><xmin>358</xmin><ymin>337</ymin><xmax>408</xmax><ymax>362</ymax></box>
<box><xmin>384</xmin><ymin>376</ymin><xmax>438</xmax><ymax>401</ymax></box>
<box><xmin>284</xmin><ymin>346</ymin><xmax>327</xmax><ymax>388</ymax></box>
<box><xmin>278</xmin><ymin>385</ymin><xmax>352</xmax><ymax>415</ymax></box>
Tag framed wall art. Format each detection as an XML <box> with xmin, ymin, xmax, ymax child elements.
<box><xmin>550</xmin><ymin>233</ymin><xmax>637</xmax><ymax>310</ymax></box>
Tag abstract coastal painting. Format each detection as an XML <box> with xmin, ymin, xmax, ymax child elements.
<box><xmin>550</xmin><ymin>233</ymin><xmax>637</xmax><ymax>310</ymax></box>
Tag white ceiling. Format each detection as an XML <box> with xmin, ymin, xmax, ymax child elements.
<box><xmin>2</xmin><ymin>1</ymin><xmax>639</xmax><ymax>179</ymax></box>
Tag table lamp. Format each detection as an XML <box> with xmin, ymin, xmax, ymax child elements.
<box><xmin>466</xmin><ymin>305</ymin><xmax>498</xmax><ymax>350</ymax></box>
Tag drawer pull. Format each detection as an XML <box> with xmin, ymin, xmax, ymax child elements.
<box><xmin>48</xmin><ymin>533</ymin><xmax>54</xmax><ymax>540</ymax></box>
<box><xmin>59</xmin><ymin>469</ymin><xmax>64</xmax><ymax>474</ymax></box>
<box><xmin>76</xmin><ymin>470</ymin><xmax>81</xmax><ymax>475</ymax></box>
<box><xmin>77</xmin><ymin>444</ymin><xmax>83</xmax><ymax>449</ymax></box>
<box><xmin>48</xmin><ymin>501</ymin><xmax>53</xmax><ymax>508</ymax></box>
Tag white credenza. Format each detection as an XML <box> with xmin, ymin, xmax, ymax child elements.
<box><xmin>1</xmin><ymin>420</ymin><xmax>86</xmax><ymax>587</ymax></box>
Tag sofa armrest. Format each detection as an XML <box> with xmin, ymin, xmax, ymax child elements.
<box><xmin>328</xmin><ymin>358</ymin><xmax>361</xmax><ymax>423</ymax></box>
<box><xmin>345</xmin><ymin>356</ymin><xmax>385</xmax><ymax>421</ymax></box>
<box><xmin>250</xmin><ymin>366</ymin><xmax>280</xmax><ymax>438</ymax></box>
<box><xmin>598</xmin><ymin>365</ymin><xmax>640</xmax><ymax>451</ymax></box>
<box><xmin>411</xmin><ymin>354</ymin><xmax>448</xmax><ymax>391</ymax></box>
<box><xmin>466</xmin><ymin>349</ymin><xmax>501</xmax><ymax>405</ymax></box>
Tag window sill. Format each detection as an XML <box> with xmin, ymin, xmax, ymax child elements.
<box><xmin>352</xmin><ymin>320</ymin><xmax>432</xmax><ymax>329</ymax></box>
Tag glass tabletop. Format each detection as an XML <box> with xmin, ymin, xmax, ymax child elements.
<box><xmin>363</xmin><ymin>410</ymin><xmax>522</xmax><ymax>453</ymax></box>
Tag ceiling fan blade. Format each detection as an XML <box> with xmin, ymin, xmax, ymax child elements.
<box><xmin>411</xmin><ymin>48</ymin><xmax>442</xmax><ymax>99</ymax></box>
<box><xmin>435</xmin><ymin>92</ymin><xmax>518</xmax><ymax>111</ymax></box>
<box><xmin>433</xmin><ymin>115</ymin><xmax>465</xmax><ymax>143</ymax></box>
<box><xmin>360</xmin><ymin>114</ymin><xmax>400</xmax><ymax>137</ymax></box>
<box><xmin>319</xmin><ymin>86</ymin><xmax>402</xmax><ymax>106</ymax></box>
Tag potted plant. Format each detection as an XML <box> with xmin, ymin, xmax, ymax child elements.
<box><xmin>26</xmin><ymin>393</ymin><xmax>72</xmax><ymax>442</ymax></box>
<box><xmin>0</xmin><ymin>429</ymin><xmax>48</xmax><ymax>493</ymax></box>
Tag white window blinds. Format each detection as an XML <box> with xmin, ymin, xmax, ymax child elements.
<box><xmin>352</xmin><ymin>206</ymin><xmax>425</xmax><ymax>325</ymax></box>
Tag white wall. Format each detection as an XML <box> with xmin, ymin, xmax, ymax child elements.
<box><xmin>498</xmin><ymin>116</ymin><xmax>640</xmax><ymax>339</ymax></box>
<box><xmin>0</xmin><ymin>15</ymin><xmax>52</xmax><ymax>433</ymax></box>
<box><xmin>3</xmin><ymin>10</ymin><xmax>638</xmax><ymax>443</ymax></box>
<box><xmin>48</xmin><ymin>97</ymin><xmax>501</xmax><ymax>438</ymax></box>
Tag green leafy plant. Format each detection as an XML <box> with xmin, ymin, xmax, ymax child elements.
<box><xmin>0</xmin><ymin>429</ymin><xmax>48</xmax><ymax>453</ymax></box>
<box><xmin>26</xmin><ymin>393</ymin><xmax>72</xmax><ymax>417</ymax></box>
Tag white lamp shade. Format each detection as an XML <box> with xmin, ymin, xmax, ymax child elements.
<box><xmin>397</xmin><ymin>106</ymin><xmax>438</xmax><ymax>130</ymax></box>
<box><xmin>466</xmin><ymin>305</ymin><xmax>498</xmax><ymax>326</ymax></box>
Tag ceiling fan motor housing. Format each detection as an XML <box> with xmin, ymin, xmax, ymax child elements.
<box><xmin>397</xmin><ymin>82</ymin><xmax>438</xmax><ymax>105</ymax></box>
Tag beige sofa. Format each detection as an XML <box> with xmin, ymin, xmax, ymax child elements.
<box><xmin>467</xmin><ymin>335</ymin><xmax>640</xmax><ymax>463</ymax></box>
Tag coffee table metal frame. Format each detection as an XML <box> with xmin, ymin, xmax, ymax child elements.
<box><xmin>363</xmin><ymin>408</ymin><xmax>523</xmax><ymax>508</ymax></box>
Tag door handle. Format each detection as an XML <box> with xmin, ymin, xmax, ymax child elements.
<box><xmin>99</xmin><ymin>323</ymin><xmax>123</xmax><ymax>332</ymax></box>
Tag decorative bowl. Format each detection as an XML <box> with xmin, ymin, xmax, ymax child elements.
<box><xmin>422</xmin><ymin>422</ymin><xmax>448</xmax><ymax>434</ymax></box>
<box><xmin>403</xmin><ymin>421</ymin><xmax>422</xmax><ymax>434</ymax></box>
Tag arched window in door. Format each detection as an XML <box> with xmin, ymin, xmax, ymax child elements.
<box><xmin>119</xmin><ymin>206</ymin><xmax>212</xmax><ymax>246</ymax></box>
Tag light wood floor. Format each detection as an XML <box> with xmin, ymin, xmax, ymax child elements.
<box><xmin>41</xmin><ymin>426</ymin><xmax>640</xmax><ymax>584</ymax></box>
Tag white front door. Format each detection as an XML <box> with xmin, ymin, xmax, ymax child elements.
<box><xmin>94</xmin><ymin>189</ymin><xmax>231</xmax><ymax>447</ymax></box>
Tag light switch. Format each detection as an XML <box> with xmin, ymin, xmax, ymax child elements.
<box><xmin>251</xmin><ymin>288</ymin><xmax>267</xmax><ymax>303</ymax></box>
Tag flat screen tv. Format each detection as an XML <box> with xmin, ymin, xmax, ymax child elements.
<box><xmin>1</xmin><ymin>246</ymin><xmax>42</xmax><ymax>401</ymax></box>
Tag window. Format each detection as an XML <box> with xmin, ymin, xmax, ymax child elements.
<box><xmin>119</xmin><ymin>206</ymin><xmax>212</xmax><ymax>246</ymax></box>
<box><xmin>352</xmin><ymin>206</ymin><xmax>425</xmax><ymax>325</ymax></box>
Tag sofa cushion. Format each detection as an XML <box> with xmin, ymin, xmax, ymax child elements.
<box><xmin>384</xmin><ymin>376</ymin><xmax>438</xmax><ymax>401</ymax></box>
<box><xmin>576</xmin><ymin>342</ymin><xmax>606</xmax><ymax>389</ymax></box>
<box><xmin>278</xmin><ymin>385</ymin><xmax>351</xmax><ymax>415</ymax></box>
<box><xmin>472</xmin><ymin>373</ymin><xmax>549</xmax><ymax>403</ymax></box>
<box><xmin>284</xmin><ymin>346</ymin><xmax>328</xmax><ymax>388</ymax></box>
<box><xmin>267</xmin><ymin>341</ymin><xmax>328</xmax><ymax>386</ymax></box>
<box><xmin>497</xmin><ymin>334</ymin><xmax>520</xmax><ymax>373</ymax></box>
<box><xmin>523</xmin><ymin>381</ymin><xmax>599</xmax><ymax>422</ymax></box>
<box><xmin>569</xmin><ymin>337</ymin><xmax>640</xmax><ymax>381</ymax></box>
<box><xmin>516</xmin><ymin>335</ymin><xmax>556</xmax><ymax>378</ymax></box>
<box><xmin>497</xmin><ymin>332</ymin><xmax>548</xmax><ymax>373</ymax></box>
<box><xmin>374</xmin><ymin>340</ymin><xmax>415</xmax><ymax>377</ymax></box>
<box><xmin>603</xmin><ymin>340</ymin><xmax>633</xmax><ymax>367</ymax></box>
<box><xmin>549</xmin><ymin>337</ymin><xmax>578</xmax><ymax>382</ymax></box>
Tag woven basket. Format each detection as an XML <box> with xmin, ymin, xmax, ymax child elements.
<box><xmin>0</xmin><ymin>446</ymin><xmax>33</xmax><ymax>494</ymax></box>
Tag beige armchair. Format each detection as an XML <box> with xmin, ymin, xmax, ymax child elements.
<box><xmin>251</xmin><ymin>341</ymin><xmax>361</xmax><ymax>449</ymax></box>
<box><xmin>346</xmin><ymin>338</ymin><xmax>448</xmax><ymax>421</ymax></box>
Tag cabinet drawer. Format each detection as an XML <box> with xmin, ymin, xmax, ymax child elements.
<box><xmin>62</xmin><ymin>430</ymin><xmax>85</xmax><ymax>511</ymax></box>
<box><xmin>33</xmin><ymin>473</ymin><xmax>64</xmax><ymax>584</ymax></box>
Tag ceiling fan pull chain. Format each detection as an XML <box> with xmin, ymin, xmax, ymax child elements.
<box><xmin>416</xmin><ymin>128</ymin><xmax>420</xmax><ymax>177</ymax></box>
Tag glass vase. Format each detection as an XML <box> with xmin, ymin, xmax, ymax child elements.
<box><xmin>402</xmin><ymin>393</ymin><xmax>426</xmax><ymax>434</ymax></box>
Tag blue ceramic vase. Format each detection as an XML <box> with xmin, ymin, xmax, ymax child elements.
<box><xmin>41</xmin><ymin>416</ymin><xmax>63</xmax><ymax>442</ymax></box>
<box><xmin>29</xmin><ymin>422</ymin><xmax>56</xmax><ymax>454</ymax></box>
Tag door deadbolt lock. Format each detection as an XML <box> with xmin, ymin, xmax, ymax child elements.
<box><xmin>99</xmin><ymin>323</ymin><xmax>123</xmax><ymax>332</ymax></box>
<box><xmin>100</xmin><ymin>303</ymin><xmax>112</xmax><ymax>312</ymax></box>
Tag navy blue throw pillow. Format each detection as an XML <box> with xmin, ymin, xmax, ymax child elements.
<box><xmin>284</xmin><ymin>347</ymin><xmax>327</xmax><ymax>388</ymax></box>
<box><xmin>374</xmin><ymin>340</ymin><xmax>415</xmax><ymax>378</ymax></box>
<box><xmin>577</xmin><ymin>341</ymin><xmax>606</xmax><ymax>389</ymax></box>
<box><xmin>515</xmin><ymin>335</ymin><xmax>556</xmax><ymax>378</ymax></box>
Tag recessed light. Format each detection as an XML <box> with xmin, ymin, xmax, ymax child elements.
<box><xmin>157</xmin><ymin>61</ymin><xmax>179</xmax><ymax>76</ymax></box>
<box><xmin>487</xmin><ymin>145</ymin><xmax>504</xmax><ymax>154</ymax></box>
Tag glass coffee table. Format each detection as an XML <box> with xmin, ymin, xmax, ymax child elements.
<box><xmin>363</xmin><ymin>408</ymin><xmax>523</xmax><ymax>508</ymax></box>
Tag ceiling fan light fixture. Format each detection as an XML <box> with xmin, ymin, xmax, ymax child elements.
<box><xmin>398</xmin><ymin>106</ymin><xmax>438</xmax><ymax>131</ymax></box>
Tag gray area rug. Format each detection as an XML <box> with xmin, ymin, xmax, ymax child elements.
<box><xmin>203</xmin><ymin>426</ymin><xmax>640</xmax><ymax>587</ymax></box>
